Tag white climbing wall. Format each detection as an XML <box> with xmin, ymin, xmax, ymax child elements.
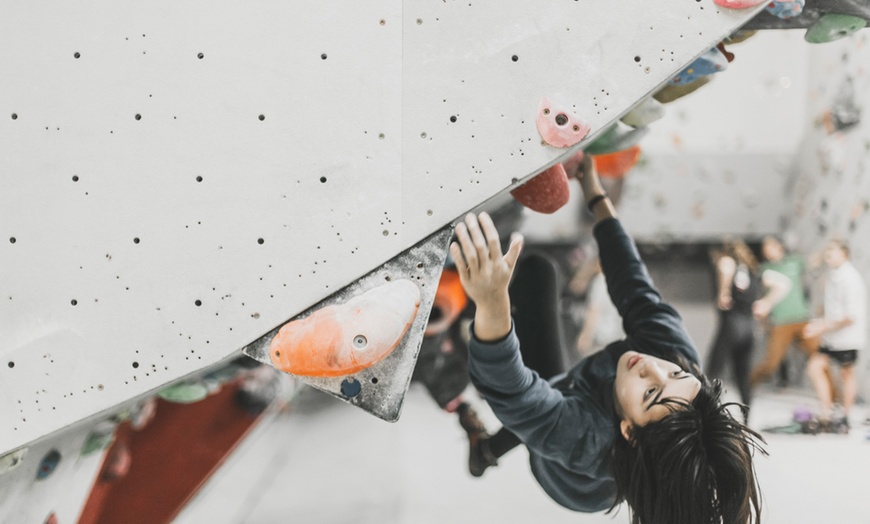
<box><xmin>0</xmin><ymin>0</ymin><xmax>768</xmax><ymax>454</ymax></box>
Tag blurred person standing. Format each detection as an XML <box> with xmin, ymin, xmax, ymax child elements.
<box><xmin>750</xmin><ymin>236</ymin><xmax>822</xmax><ymax>389</ymax></box>
<box><xmin>706</xmin><ymin>240</ymin><xmax>789</xmax><ymax>417</ymax></box>
<box><xmin>803</xmin><ymin>240</ymin><xmax>867</xmax><ymax>432</ymax></box>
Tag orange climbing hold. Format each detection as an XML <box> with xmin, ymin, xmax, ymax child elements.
<box><xmin>593</xmin><ymin>146</ymin><xmax>642</xmax><ymax>179</ymax></box>
<box><xmin>424</xmin><ymin>269</ymin><xmax>467</xmax><ymax>336</ymax></box>
<box><xmin>269</xmin><ymin>279</ymin><xmax>421</xmax><ymax>377</ymax></box>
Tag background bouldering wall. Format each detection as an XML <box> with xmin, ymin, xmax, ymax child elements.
<box><xmin>784</xmin><ymin>30</ymin><xmax>870</xmax><ymax>401</ymax></box>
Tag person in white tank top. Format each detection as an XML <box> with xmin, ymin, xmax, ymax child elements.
<box><xmin>803</xmin><ymin>239</ymin><xmax>867</xmax><ymax>430</ymax></box>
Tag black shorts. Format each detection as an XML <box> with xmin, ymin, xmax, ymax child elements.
<box><xmin>819</xmin><ymin>347</ymin><xmax>859</xmax><ymax>366</ymax></box>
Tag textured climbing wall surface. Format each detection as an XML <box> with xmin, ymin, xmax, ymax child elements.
<box><xmin>0</xmin><ymin>0</ymin><xmax>767</xmax><ymax>453</ymax></box>
<box><xmin>784</xmin><ymin>31</ymin><xmax>870</xmax><ymax>399</ymax></box>
<box><xmin>620</xmin><ymin>30</ymin><xmax>809</xmax><ymax>242</ymax></box>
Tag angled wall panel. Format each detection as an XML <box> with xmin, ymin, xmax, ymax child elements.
<box><xmin>0</xmin><ymin>0</ymin><xmax>766</xmax><ymax>453</ymax></box>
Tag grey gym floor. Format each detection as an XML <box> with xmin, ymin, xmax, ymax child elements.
<box><xmin>175</xmin><ymin>253</ymin><xmax>870</xmax><ymax>524</ymax></box>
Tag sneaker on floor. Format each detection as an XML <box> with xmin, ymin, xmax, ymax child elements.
<box><xmin>832</xmin><ymin>416</ymin><xmax>850</xmax><ymax>434</ymax></box>
<box><xmin>819</xmin><ymin>416</ymin><xmax>850</xmax><ymax>435</ymax></box>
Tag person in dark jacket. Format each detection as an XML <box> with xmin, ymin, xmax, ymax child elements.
<box><xmin>449</xmin><ymin>155</ymin><xmax>766</xmax><ymax>524</ymax></box>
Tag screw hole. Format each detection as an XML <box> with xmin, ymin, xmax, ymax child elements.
<box><xmin>74</xmin><ymin>52</ymin><xmax>81</xmax><ymax>59</ymax></box>
<box><xmin>7</xmin><ymin>362</ymin><xmax>14</xmax><ymax>368</ymax></box>
<box><xmin>196</xmin><ymin>176</ymin><xmax>203</xmax><ymax>182</ymax></box>
<box><xmin>320</xmin><ymin>176</ymin><xmax>327</xmax><ymax>183</ymax></box>
<box><xmin>195</xmin><ymin>299</ymin><xmax>202</xmax><ymax>306</ymax></box>
<box><xmin>258</xmin><ymin>114</ymin><xmax>265</xmax><ymax>121</ymax></box>
<box><xmin>11</xmin><ymin>113</ymin><xmax>18</xmax><ymax>120</ymax></box>
<box><xmin>371</xmin><ymin>377</ymin><xmax>379</xmax><ymax>384</ymax></box>
<box><xmin>72</xmin><ymin>175</ymin><xmax>79</xmax><ymax>182</ymax></box>
<box><xmin>257</xmin><ymin>238</ymin><xmax>265</xmax><ymax>245</ymax></box>
<box><xmin>133</xmin><ymin>237</ymin><xmax>140</xmax><ymax>244</ymax></box>
<box><xmin>132</xmin><ymin>362</ymin><xmax>139</xmax><ymax>368</ymax></box>
<box><xmin>9</xmin><ymin>237</ymin><xmax>15</xmax><ymax>244</ymax></box>
<box><xmin>134</xmin><ymin>114</ymin><xmax>142</xmax><ymax>121</ymax></box>
<box><xmin>449</xmin><ymin>115</ymin><xmax>457</xmax><ymax>123</ymax></box>
<box><xmin>197</xmin><ymin>52</ymin><xmax>204</xmax><ymax>59</ymax></box>
<box><xmin>71</xmin><ymin>299</ymin><xmax>78</xmax><ymax>306</ymax></box>
<box><xmin>555</xmin><ymin>114</ymin><xmax>568</xmax><ymax>126</ymax></box>
<box><xmin>320</xmin><ymin>53</ymin><xmax>328</xmax><ymax>60</ymax></box>
<box><xmin>511</xmin><ymin>55</ymin><xmax>519</xmax><ymax>62</ymax></box>
<box><xmin>634</xmin><ymin>56</ymin><xmax>641</xmax><ymax>62</ymax></box>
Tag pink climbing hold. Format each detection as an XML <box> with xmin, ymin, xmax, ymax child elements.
<box><xmin>535</xmin><ymin>97</ymin><xmax>590</xmax><ymax>148</ymax></box>
<box><xmin>712</xmin><ymin>0</ymin><xmax>766</xmax><ymax>8</ymax></box>
<box><xmin>510</xmin><ymin>163</ymin><xmax>571</xmax><ymax>214</ymax></box>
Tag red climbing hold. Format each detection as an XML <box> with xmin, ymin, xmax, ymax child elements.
<box><xmin>270</xmin><ymin>279</ymin><xmax>421</xmax><ymax>377</ymax></box>
<box><xmin>535</xmin><ymin>97</ymin><xmax>590</xmax><ymax>148</ymax></box>
<box><xmin>511</xmin><ymin>162</ymin><xmax>571</xmax><ymax>214</ymax></box>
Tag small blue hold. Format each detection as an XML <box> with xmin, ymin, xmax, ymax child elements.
<box><xmin>669</xmin><ymin>48</ymin><xmax>728</xmax><ymax>86</ymax></box>
<box><xmin>340</xmin><ymin>378</ymin><xmax>362</xmax><ymax>398</ymax></box>
<box><xmin>36</xmin><ymin>449</ymin><xmax>61</xmax><ymax>480</ymax></box>
<box><xmin>765</xmin><ymin>0</ymin><xmax>804</xmax><ymax>20</ymax></box>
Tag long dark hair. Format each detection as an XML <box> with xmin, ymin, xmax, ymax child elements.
<box><xmin>610</xmin><ymin>356</ymin><xmax>767</xmax><ymax>524</ymax></box>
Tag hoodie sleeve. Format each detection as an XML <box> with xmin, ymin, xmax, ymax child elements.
<box><xmin>593</xmin><ymin>218</ymin><xmax>700</xmax><ymax>367</ymax></box>
<box><xmin>467</xmin><ymin>323</ymin><xmax>599</xmax><ymax>465</ymax></box>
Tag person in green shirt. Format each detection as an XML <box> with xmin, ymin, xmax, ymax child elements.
<box><xmin>749</xmin><ymin>236</ymin><xmax>823</xmax><ymax>388</ymax></box>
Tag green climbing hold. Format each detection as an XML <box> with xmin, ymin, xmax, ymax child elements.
<box><xmin>0</xmin><ymin>448</ymin><xmax>28</xmax><ymax>475</ymax></box>
<box><xmin>805</xmin><ymin>14</ymin><xmax>867</xmax><ymax>44</ymax></box>
<box><xmin>158</xmin><ymin>381</ymin><xmax>210</xmax><ymax>404</ymax></box>
<box><xmin>81</xmin><ymin>423</ymin><xmax>116</xmax><ymax>456</ymax></box>
<box><xmin>621</xmin><ymin>97</ymin><xmax>665</xmax><ymax>128</ymax></box>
